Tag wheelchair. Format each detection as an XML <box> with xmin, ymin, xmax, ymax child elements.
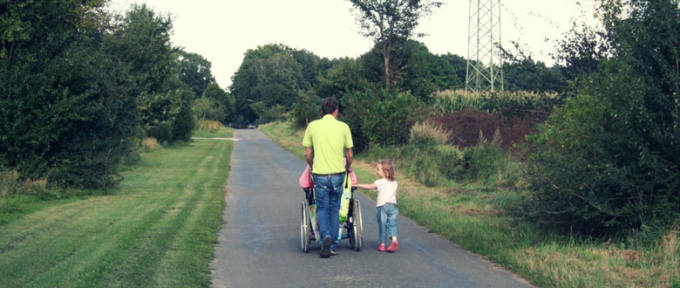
<box><xmin>300</xmin><ymin>186</ymin><xmax>363</xmax><ymax>253</ymax></box>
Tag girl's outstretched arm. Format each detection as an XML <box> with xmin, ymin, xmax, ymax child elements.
<box><xmin>354</xmin><ymin>183</ymin><xmax>376</xmax><ymax>190</ymax></box>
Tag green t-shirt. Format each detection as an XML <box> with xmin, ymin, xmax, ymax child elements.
<box><xmin>302</xmin><ymin>115</ymin><xmax>353</xmax><ymax>174</ymax></box>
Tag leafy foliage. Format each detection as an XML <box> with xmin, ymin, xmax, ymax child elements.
<box><xmin>0</xmin><ymin>0</ymin><xmax>142</xmax><ymax>189</ymax></box>
<box><xmin>316</xmin><ymin>57</ymin><xmax>373</xmax><ymax>102</ymax></box>
<box><xmin>290</xmin><ymin>90</ymin><xmax>321</xmax><ymax>129</ymax></box>
<box><xmin>229</xmin><ymin>44</ymin><xmax>309</xmax><ymax>125</ymax></box>
<box><xmin>347</xmin><ymin>0</ymin><xmax>443</xmax><ymax>88</ymax></box>
<box><xmin>525</xmin><ymin>0</ymin><xmax>680</xmax><ymax>237</ymax></box>
<box><xmin>0</xmin><ymin>2</ymin><xmax>201</xmax><ymax>189</ymax></box>
<box><xmin>178</xmin><ymin>50</ymin><xmax>215</xmax><ymax>97</ymax></box>
<box><xmin>342</xmin><ymin>89</ymin><xmax>424</xmax><ymax>152</ymax></box>
<box><xmin>201</xmin><ymin>82</ymin><xmax>234</xmax><ymax>123</ymax></box>
<box><xmin>362</xmin><ymin>40</ymin><xmax>459</xmax><ymax>102</ymax></box>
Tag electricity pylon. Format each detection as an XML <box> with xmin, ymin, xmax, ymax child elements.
<box><xmin>466</xmin><ymin>0</ymin><xmax>503</xmax><ymax>93</ymax></box>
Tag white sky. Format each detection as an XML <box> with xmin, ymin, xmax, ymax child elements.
<box><xmin>108</xmin><ymin>0</ymin><xmax>600</xmax><ymax>90</ymax></box>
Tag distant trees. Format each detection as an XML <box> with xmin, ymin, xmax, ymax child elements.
<box><xmin>229</xmin><ymin>44</ymin><xmax>319</xmax><ymax>126</ymax></box>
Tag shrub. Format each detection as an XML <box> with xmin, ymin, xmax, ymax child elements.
<box><xmin>142</xmin><ymin>138</ymin><xmax>159</xmax><ymax>150</ymax></box>
<box><xmin>250</xmin><ymin>102</ymin><xmax>287</xmax><ymax>125</ymax></box>
<box><xmin>0</xmin><ymin>169</ymin><xmax>47</xmax><ymax>198</ymax></box>
<box><xmin>342</xmin><ymin>89</ymin><xmax>425</xmax><ymax>152</ymax></box>
<box><xmin>524</xmin><ymin>93</ymin><xmax>631</xmax><ymax>235</ymax></box>
<box><xmin>456</xmin><ymin>129</ymin><xmax>508</xmax><ymax>185</ymax></box>
<box><xmin>196</xmin><ymin>120</ymin><xmax>222</xmax><ymax>133</ymax></box>
<box><xmin>407</xmin><ymin>154</ymin><xmax>442</xmax><ymax>187</ymax></box>
<box><xmin>290</xmin><ymin>90</ymin><xmax>320</xmax><ymax>129</ymax></box>
<box><xmin>523</xmin><ymin>0</ymin><xmax>680</xmax><ymax>237</ymax></box>
<box><xmin>409</xmin><ymin>120</ymin><xmax>452</xmax><ymax>146</ymax></box>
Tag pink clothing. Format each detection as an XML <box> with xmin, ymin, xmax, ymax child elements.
<box><xmin>299</xmin><ymin>165</ymin><xmax>356</xmax><ymax>188</ymax></box>
<box><xmin>374</xmin><ymin>178</ymin><xmax>398</xmax><ymax>207</ymax></box>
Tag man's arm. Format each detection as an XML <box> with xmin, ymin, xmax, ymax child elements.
<box><xmin>345</xmin><ymin>148</ymin><xmax>353</xmax><ymax>172</ymax></box>
<box><xmin>305</xmin><ymin>147</ymin><xmax>314</xmax><ymax>169</ymax></box>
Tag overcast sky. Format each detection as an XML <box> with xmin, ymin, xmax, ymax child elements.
<box><xmin>107</xmin><ymin>0</ymin><xmax>599</xmax><ymax>90</ymax></box>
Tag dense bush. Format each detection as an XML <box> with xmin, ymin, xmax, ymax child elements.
<box><xmin>0</xmin><ymin>1</ymin><xmax>142</xmax><ymax>189</ymax></box>
<box><xmin>0</xmin><ymin>2</ymin><xmax>199</xmax><ymax>189</ymax></box>
<box><xmin>250</xmin><ymin>102</ymin><xmax>286</xmax><ymax>125</ymax></box>
<box><xmin>342</xmin><ymin>89</ymin><xmax>424</xmax><ymax>152</ymax></box>
<box><xmin>523</xmin><ymin>0</ymin><xmax>680</xmax><ymax>237</ymax></box>
<box><xmin>456</xmin><ymin>130</ymin><xmax>509</xmax><ymax>184</ymax></box>
<box><xmin>363</xmin><ymin>123</ymin><xmax>517</xmax><ymax>188</ymax></box>
<box><xmin>290</xmin><ymin>90</ymin><xmax>321</xmax><ymax>129</ymax></box>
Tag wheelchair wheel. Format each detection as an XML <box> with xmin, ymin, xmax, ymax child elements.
<box><xmin>352</xmin><ymin>198</ymin><xmax>363</xmax><ymax>251</ymax></box>
<box><xmin>301</xmin><ymin>201</ymin><xmax>311</xmax><ymax>253</ymax></box>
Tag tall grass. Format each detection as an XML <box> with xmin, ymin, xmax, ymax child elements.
<box><xmin>0</xmin><ymin>169</ymin><xmax>47</xmax><ymax>198</ymax></box>
<box><xmin>409</xmin><ymin>120</ymin><xmax>452</xmax><ymax>146</ymax></box>
<box><xmin>431</xmin><ymin>89</ymin><xmax>559</xmax><ymax>114</ymax></box>
<box><xmin>196</xmin><ymin>119</ymin><xmax>222</xmax><ymax>133</ymax></box>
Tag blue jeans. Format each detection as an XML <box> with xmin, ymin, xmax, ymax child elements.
<box><xmin>377</xmin><ymin>203</ymin><xmax>398</xmax><ymax>244</ymax></box>
<box><xmin>313</xmin><ymin>174</ymin><xmax>344</xmax><ymax>251</ymax></box>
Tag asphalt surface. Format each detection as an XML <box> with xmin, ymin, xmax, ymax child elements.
<box><xmin>210</xmin><ymin>129</ymin><xmax>537</xmax><ymax>288</ymax></box>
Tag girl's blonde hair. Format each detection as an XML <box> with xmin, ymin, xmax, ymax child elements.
<box><xmin>377</xmin><ymin>159</ymin><xmax>395</xmax><ymax>181</ymax></box>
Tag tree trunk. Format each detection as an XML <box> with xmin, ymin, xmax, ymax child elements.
<box><xmin>382</xmin><ymin>40</ymin><xmax>392</xmax><ymax>91</ymax></box>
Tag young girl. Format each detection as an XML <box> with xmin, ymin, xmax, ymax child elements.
<box><xmin>354</xmin><ymin>160</ymin><xmax>399</xmax><ymax>252</ymax></box>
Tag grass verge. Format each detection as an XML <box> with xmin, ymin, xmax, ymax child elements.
<box><xmin>0</xmin><ymin>128</ymin><xmax>233</xmax><ymax>288</ymax></box>
<box><xmin>260</xmin><ymin>121</ymin><xmax>680</xmax><ymax>288</ymax></box>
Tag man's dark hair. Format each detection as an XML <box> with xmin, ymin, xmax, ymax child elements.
<box><xmin>321</xmin><ymin>98</ymin><xmax>338</xmax><ymax>115</ymax></box>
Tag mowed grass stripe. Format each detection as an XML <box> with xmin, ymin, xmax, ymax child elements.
<box><xmin>97</xmin><ymin>142</ymin><xmax>226</xmax><ymax>287</ymax></box>
<box><xmin>0</xmin><ymin>139</ymin><xmax>233</xmax><ymax>288</ymax></box>
<box><xmin>0</xmin><ymin>197</ymin><xmax>165</xmax><ymax>287</ymax></box>
<box><xmin>152</xmin><ymin>149</ymin><xmax>230</xmax><ymax>286</ymax></box>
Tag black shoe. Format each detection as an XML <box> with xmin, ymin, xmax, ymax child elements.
<box><xmin>330</xmin><ymin>250</ymin><xmax>338</xmax><ymax>256</ymax></box>
<box><xmin>320</xmin><ymin>236</ymin><xmax>332</xmax><ymax>258</ymax></box>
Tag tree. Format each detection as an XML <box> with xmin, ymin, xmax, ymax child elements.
<box><xmin>291</xmin><ymin>49</ymin><xmax>327</xmax><ymax>88</ymax></box>
<box><xmin>0</xmin><ymin>0</ymin><xmax>140</xmax><ymax>189</ymax></box>
<box><xmin>105</xmin><ymin>4</ymin><xmax>193</xmax><ymax>143</ymax></box>
<box><xmin>316</xmin><ymin>57</ymin><xmax>373</xmax><ymax>101</ymax></box>
<box><xmin>229</xmin><ymin>44</ymin><xmax>308</xmax><ymax>125</ymax></box>
<box><xmin>439</xmin><ymin>53</ymin><xmax>469</xmax><ymax>89</ymax></box>
<box><xmin>202</xmin><ymin>82</ymin><xmax>234</xmax><ymax>123</ymax></box>
<box><xmin>347</xmin><ymin>0</ymin><xmax>443</xmax><ymax>90</ymax></box>
<box><xmin>291</xmin><ymin>90</ymin><xmax>321</xmax><ymax>128</ymax></box>
<box><xmin>524</xmin><ymin>0</ymin><xmax>680</xmax><ymax>237</ymax></box>
<box><xmin>178</xmin><ymin>50</ymin><xmax>215</xmax><ymax>97</ymax></box>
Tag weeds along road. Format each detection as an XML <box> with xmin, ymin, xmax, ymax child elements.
<box><xmin>211</xmin><ymin>129</ymin><xmax>536</xmax><ymax>288</ymax></box>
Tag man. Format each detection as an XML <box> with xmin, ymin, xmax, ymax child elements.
<box><xmin>302</xmin><ymin>98</ymin><xmax>353</xmax><ymax>258</ymax></box>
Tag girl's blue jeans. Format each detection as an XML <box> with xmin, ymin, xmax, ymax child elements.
<box><xmin>377</xmin><ymin>203</ymin><xmax>398</xmax><ymax>244</ymax></box>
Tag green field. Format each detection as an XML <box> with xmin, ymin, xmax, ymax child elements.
<box><xmin>0</xmin><ymin>132</ymin><xmax>233</xmax><ymax>288</ymax></box>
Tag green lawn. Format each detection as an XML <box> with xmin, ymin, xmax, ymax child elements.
<box><xmin>0</xmin><ymin>135</ymin><xmax>233</xmax><ymax>288</ymax></box>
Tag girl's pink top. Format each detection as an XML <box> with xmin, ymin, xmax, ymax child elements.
<box><xmin>299</xmin><ymin>164</ymin><xmax>356</xmax><ymax>188</ymax></box>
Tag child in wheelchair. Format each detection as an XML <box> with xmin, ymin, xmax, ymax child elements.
<box><xmin>299</xmin><ymin>162</ymin><xmax>356</xmax><ymax>242</ymax></box>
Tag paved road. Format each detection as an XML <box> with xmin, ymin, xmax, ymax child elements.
<box><xmin>211</xmin><ymin>129</ymin><xmax>536</xmax><ymax>288</ymax></box>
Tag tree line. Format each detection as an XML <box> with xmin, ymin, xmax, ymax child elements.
<box><xmin>0</xmin><ymin>1</ymin><xmax>232</xmax><ymax>189</ymax></box>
